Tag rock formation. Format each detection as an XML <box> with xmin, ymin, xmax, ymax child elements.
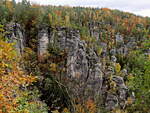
<box><xmin>5</xmin><ymin>22</ymin><xmax>139</xmax><ymax>110</ymax></box>
<box><xmin>37</xmin><ymin>26</ymin><xmax>130</xmax><ymax>110</ymax></box>
<box><xmin>6</xmin><ymin>22</ymin><xmax>25</xmax><ymax>55</ymax></box>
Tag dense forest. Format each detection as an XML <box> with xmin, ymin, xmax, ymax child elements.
<box><xmin>0</xmin><ymin>0</ymin><xmax>150</xmax><ymax>113</ymax></box>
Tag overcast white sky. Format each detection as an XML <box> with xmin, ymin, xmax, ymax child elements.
<box><xmin>16</xmin><ymin>0</ymin><xmax>150</xmax><ymax>17</ymax></box>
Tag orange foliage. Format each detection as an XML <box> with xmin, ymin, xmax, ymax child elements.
<box><xmin>55</xmin><ymin>10</ymin><xmax>62</xmax><ymax>17</ymax></box>
<box><xmin>0</xmin><ymin>40</ymin><xmax>36</xmax><ymax>112</ymax></box>
<box><xmin>31</xmin><ymin>4</ymin><xmax>41</xmax><ymax>8</ymax></box>
<box><xmin>74</xmin><ymin>99</ymin><xmax>97</xmax><ymax>113</ymax></box>
<box><xmin>101</xmin><ymin>8</ymin><xmax>111</xmax><ymax>12</ymax></box>
<box><xmin>85</xmin><ymin>99</ymin><xmax>96</xmax><ymax>113</ymax></box>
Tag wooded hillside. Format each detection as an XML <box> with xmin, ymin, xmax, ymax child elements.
<box><xmin>0</xmin><ymin>0</ymin><xmax>150</xmax><ymax>113</ymax></box>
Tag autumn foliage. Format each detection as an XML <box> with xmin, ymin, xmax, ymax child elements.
<box><xmin>0</xmin><ymin>38</ymin><xmax>36</xmax><ymax>112</ymax></box>
<box><xmin>0</xmin><ymin>0</ymin><xmax>150</xmax><ymax>113</ymax></box>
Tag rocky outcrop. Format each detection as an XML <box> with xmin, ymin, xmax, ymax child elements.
<box><xmin>5</xmin><ymin>23</ymin><xmax>132</xmax><ymax>110</ymax></box>
<box><xmin>106</xmin><ymin>76</ymin><xmax>128</xmax><ymax>109</ymax></box>
<box><xmin>6</xmin><ymin>22</ymin><xmax>25</xmax><ymax>55</ymax></box>
<box><xmin>40</xmin><ymin>27</ymin><xmax>103</xmax><ymax>101</ymax></box>
<box><xmin>38</xmin><ymin>26</ymin><xmax>49</xmax><ymax>57</ymax></box>
<box><xmin>37</xmin><ymin>26</ymin><xmax>129</xmax><ymax>110</ymax></box>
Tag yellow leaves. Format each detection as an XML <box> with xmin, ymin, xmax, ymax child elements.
<box><xmin>50</xmin><ymin>63</ymin><xmax>57</xmax><ymax>72</ymax></box>
<box><xmin>96</xmin><ymin>46</ymin><xmax>103</xmax><ymax>56</ymax></box>
<box><xmin>113</xmin><ymin>109</ymin><xmax>128</xmax><ymax>113</ymax></box>
<box><xmin>148</xmin><ymin>54</ymin><xmax>150</xmax><ymax>60</ymax></box>
<box><xmin>0</xmin><ymin>40</ymin><xmax>16</xmax><ymax>61</ymax></box>
<box><xmin>113</xmin><ymin>109</ymin><xmax>122</xmax><ymax>113</ymax></box>
<box><xmin>0</xmin><ymin>25</ymin><xmax>4</xmax><ymax>28</ymax></box>
<box><xmin>23</xmin><ymin>109</ymin><xmax>30</xmax><ymax>113</ymax></box>
<box><xmin>65</xmin><ymin>15</ymin><xmax>70</xmax><ymax>26</ymax></box>
<box><xmin>110</xmin><ymin>81</ymin><xmax>117</xmax><ymax>91</ymax></box>
<box><xmin>62</xmin><ymin>108</ymin><xmax>70</xmax><ymax>113</ymax></box>
<box><xmin>0</xmin><ymin>38</ymin><xmax>36</xmax><ymax>112</ymax></box>
<box><xmin>126</xmin><ymin>97</ymin><xmax>133</xmax><ymax>105</ymax></box>
<box><xmin>0</xmin><ymin>28</ymin><xmax>4</xmax><ymax>32</ymax></box>
<box><xmin>48</xmin><ymin>13</ymin><xmax>53</xmax><ymax>25</ymax></box>
<box><xmin>24</xmin><ymin>47</ymin><xmax>34</xmax><ymax>55</ymax></box>
<box><xmin>115</xmin><ymin>63</ymin><xmax>121</xmax><ymax>73</ymax></box>
<box><xmin>127</xmin><ymin>74</ymin><xmax>134</xmax><ymax>80</ymax></box>
<box><xmin>0</xmin><ymin>93</ymin><xmax>4</xmax><ymax>100</ymax></box>
<box><xmin>28</xmin><ymin>75</ymin><xmax>37</xmax><ymax>82</ymax></box>
<box><xmin>19</xmin><ymin>74</ymin><xmax>37</xmax><ymax>85</ymax></box>
<box><xmin>75</xmin><ymin>104</ymin><xmax>85</xmax><ymax>113</ymax></box>
<box><xmin>6</xmin><ymin>1</ymin><xmax>14</xmax><ymax>11</ymax></box>
<box><xmin>52</xmin><ymin>110</ymin><xmax>60</xmax><ymax>113</ymax></box>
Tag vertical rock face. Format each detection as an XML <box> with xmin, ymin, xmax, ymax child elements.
<box><xmin>38</xmin><ymin>27</ymin><xmax>103</xmax><ymax>100</ymax></box>
<box><xmin>38</xmin><ymin>26</ymin><xmax>49</xmax><ymax>57</ymax></box>
<box><xmin>6</xmin><ymin>22</ymin><xmax>25</xmax><ymax>55</ymax></box>
<box><xmin>37</xmin><ymin>26</ymin><xmax>129</xmax><ymax>110</ymax></box>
